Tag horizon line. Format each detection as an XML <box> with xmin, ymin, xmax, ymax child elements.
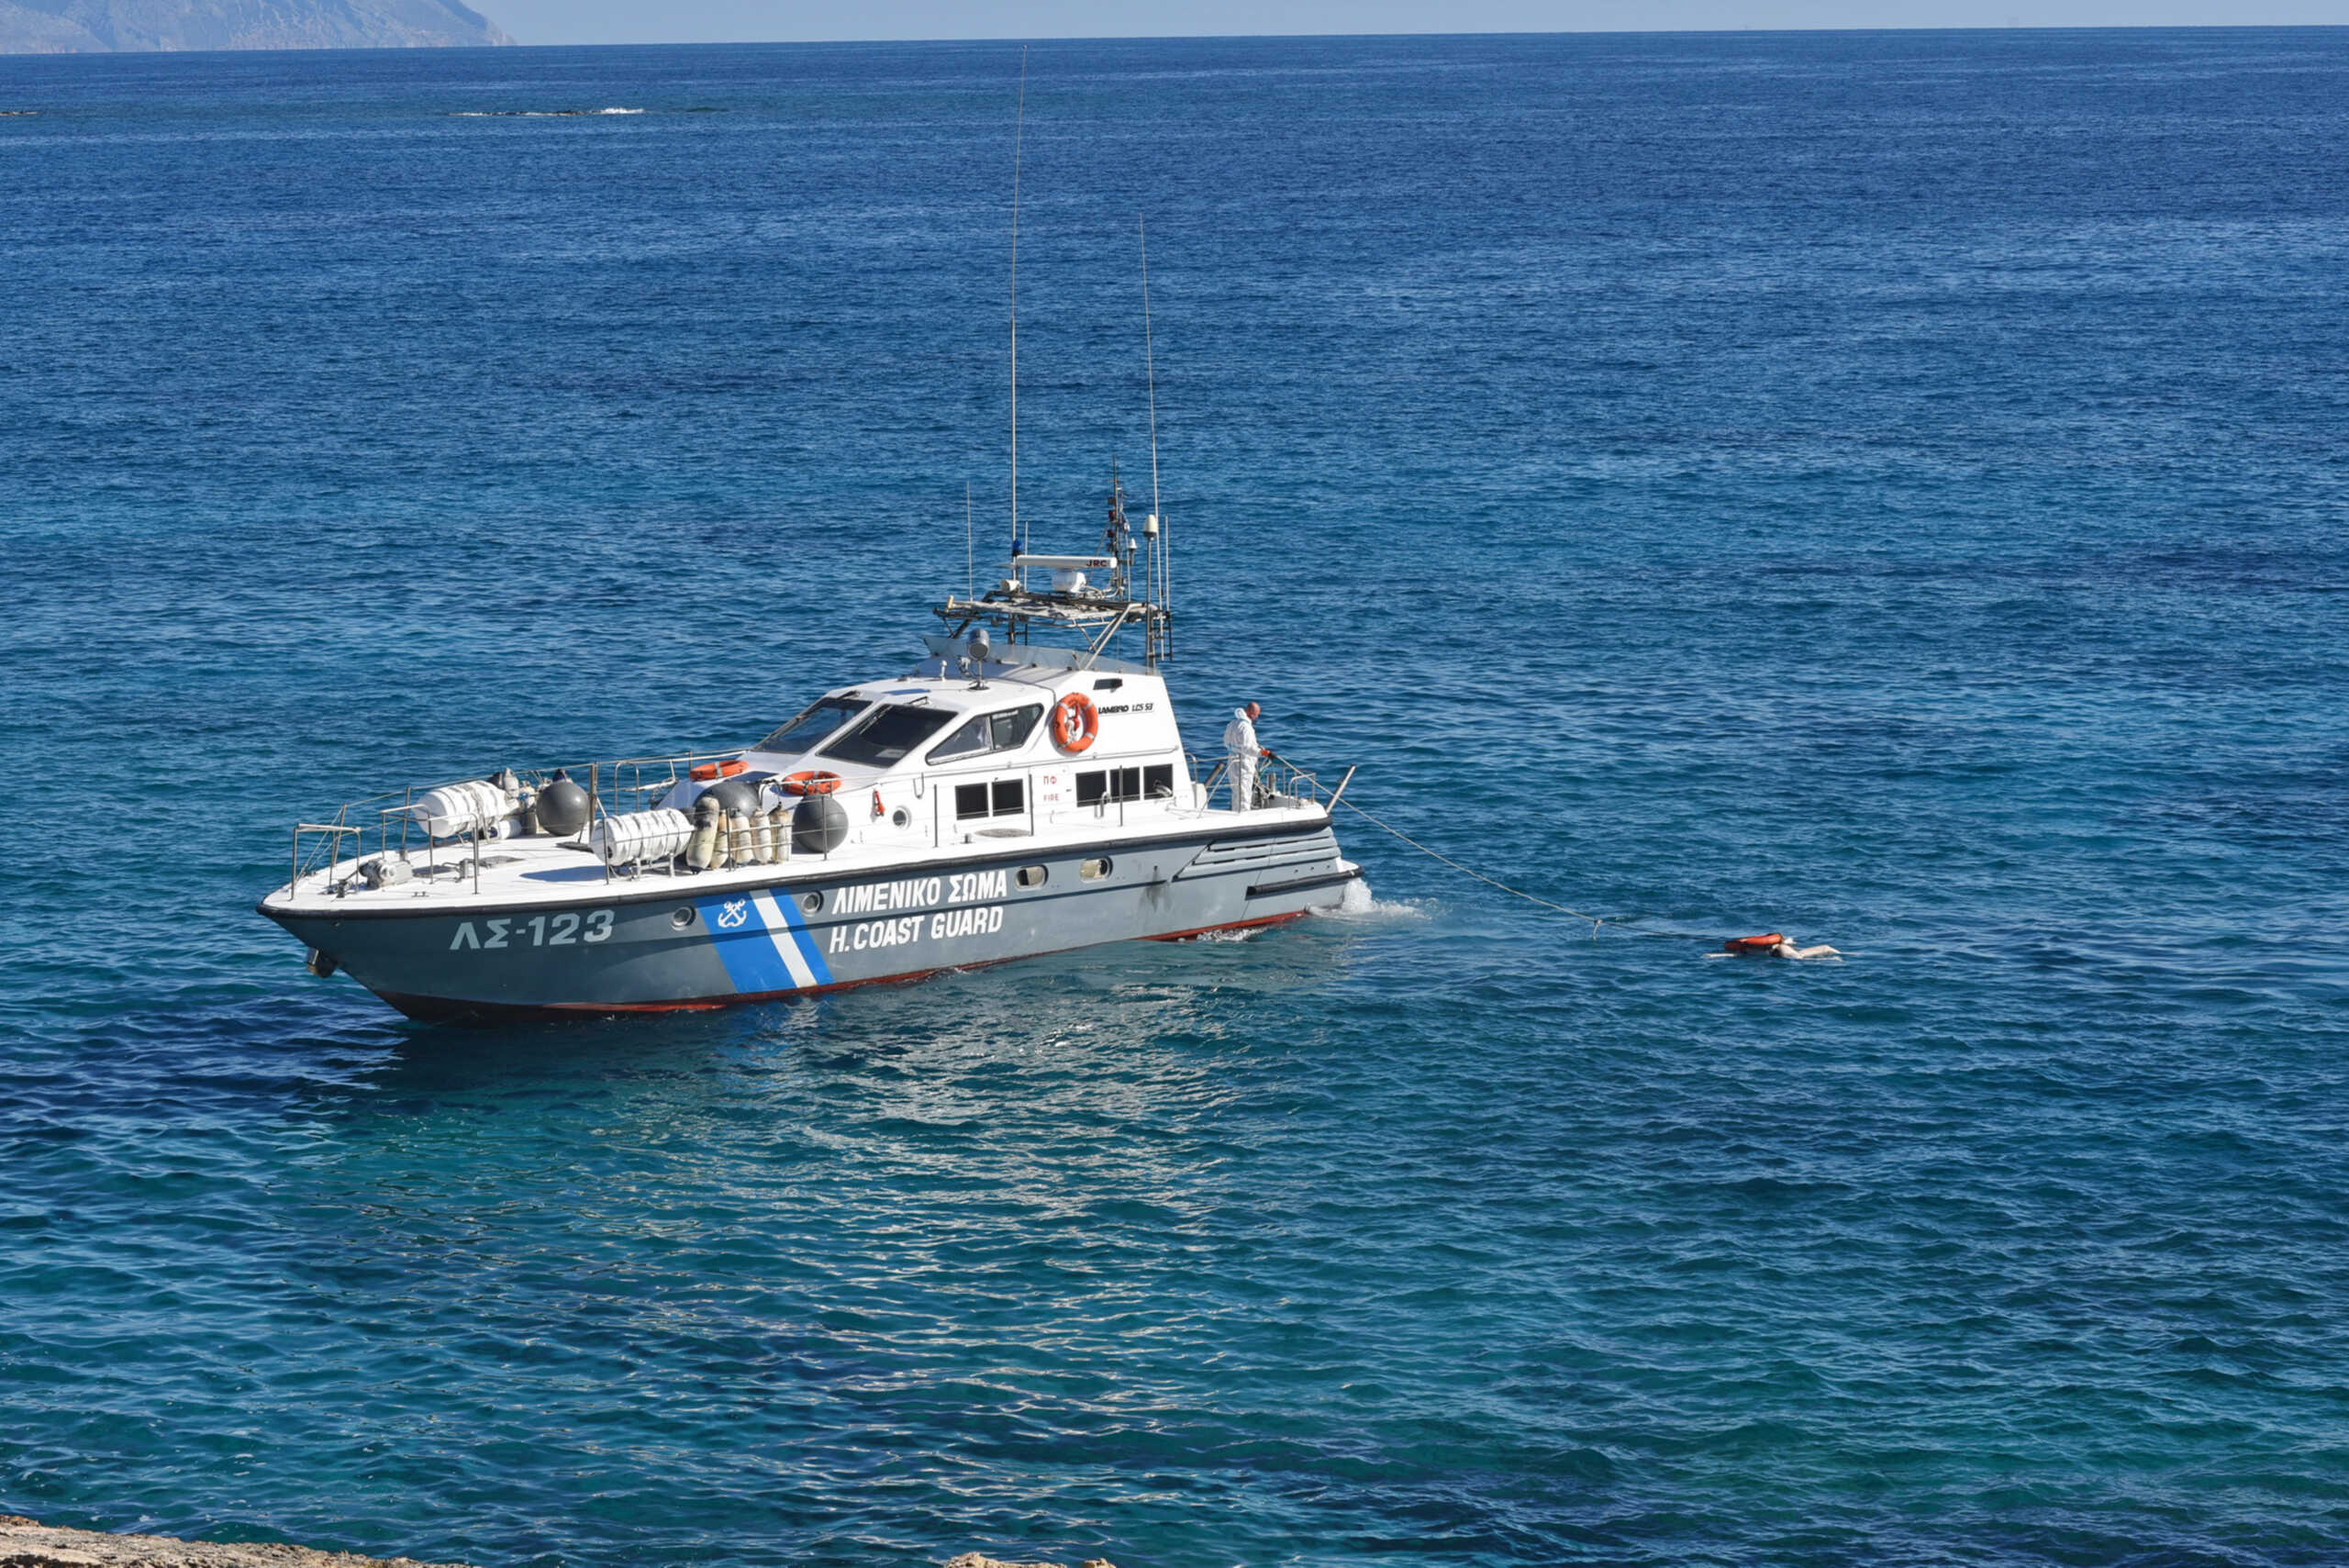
<box><xmin>495</xmin><ymin>21</ymin><xmax>2349</xmax><ymax>46</ymax></box>
<box><xmin>6</xmin><ymin>20</ymin><xmax>2349</xmax><ymax>61</ymax></box>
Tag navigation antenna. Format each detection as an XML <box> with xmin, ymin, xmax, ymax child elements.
<box><xmin>1008</xmin><ymin>49</ymin><xmax>1028</xmax><ymax>568</ymax></box>
<box><xmin>1140</xmin><ymin>212</ymin><xmax>1165</xmax><ymax>614</ymax></box>
<box><xmin>964</xmin><ymin>480</ymin><xmax>974</xmax><ymax>598</ymax></box>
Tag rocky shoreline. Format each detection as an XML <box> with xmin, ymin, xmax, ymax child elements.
<box><xmin>0</xmin><ymin>1517</ymin><xmax>473</xmax><ymax>1568</ymax></box>
<box><xmin>0</xmin><ymin>1519</ymin><xmax>1113</xmax><ymax>1568</ymax></box>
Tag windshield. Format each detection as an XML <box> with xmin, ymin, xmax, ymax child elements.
<box><xmin>818</xmin><ymin>704</ymin><xmax>958</xmax><ymax>769</ymax></box>
<box><xmin>757</xmin><ymin>696</ymin><xmax>866</xmax><ymax>755</ymax></box>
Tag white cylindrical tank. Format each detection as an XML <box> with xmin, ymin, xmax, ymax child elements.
<box><xmin>403</xmin><ymin>779</ymin><xmax>513</xmax><ymax>840</ymax></box>
<box><xmin>587</xmin><ymin>807</ymin><xmax>692</xmax><ymax>866</ymax></box>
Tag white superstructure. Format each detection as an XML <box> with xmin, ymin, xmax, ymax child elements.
<box><xmin>257</xmin><ymin>476</ymin><xmax>1356</xmax><ymax>1022</ymax></box>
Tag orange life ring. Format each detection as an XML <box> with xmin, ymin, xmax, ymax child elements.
<box><xmin>1722</xmin><ymin>933</ymin><xmax>1787</xmax><ymax>956</ymax></box>
<box><xmin>691</xmin><ymin>758</ymin><xmax>748</xmax><ymax>783</ymax></box>
<box><xmin>1051</xmin><ymin>692</ymin><xmax>1099</xmax><ymax>753</ymax></box>
<box><xmin>871</xmin><ymin>788</ymin><xmax>885</xmax><ymax>818</ymax></box>
<box><xmin>780</xmin><ymin>770</ymin><xmax>844</xmax><ymax>796</ymax></box>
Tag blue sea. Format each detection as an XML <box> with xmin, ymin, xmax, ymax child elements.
<box><xmin>5</xmin><ymin>28</ymin><xmax>2349</xmax><ymax>1568</ymax></box>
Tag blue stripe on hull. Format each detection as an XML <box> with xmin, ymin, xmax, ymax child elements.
<box><xmin>697</xmin><ymin>890</ymin><xmax>835</xmax><ymax>995</ymax></box>
<box><xmin>773</xmin><ymin>893</ymin><xmax>833</xmax><ymax>983</ymax></box>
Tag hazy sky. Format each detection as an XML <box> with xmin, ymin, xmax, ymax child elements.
<box><xmin>482</xmin><ymin>2</ymin><xmax>2349</xmax><ymax>46</ymax></box>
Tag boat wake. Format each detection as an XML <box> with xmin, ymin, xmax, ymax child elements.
<box><xmin>1313</xmin><ymin>878</ymin><xmax>1431</xmax><ymax>924</ymax></box>
<box><xmin>450</xmin><ymin>107</ymin><xmax>649</xmax><ymax>117</ymax></box>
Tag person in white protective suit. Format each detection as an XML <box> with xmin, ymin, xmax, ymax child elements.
<box><xmin>1223</xmin><ymin>702</ymin><xmax>1270</xmax><ymax>810</ymax></box>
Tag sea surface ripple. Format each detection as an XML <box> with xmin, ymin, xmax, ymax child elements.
<box><xmin>2</xmin><ymin>29</ymin><xmax>2347</xmax><ymax>1568</ymax></box>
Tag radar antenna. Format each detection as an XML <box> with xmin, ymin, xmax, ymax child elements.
<box><xmin>1140</xmin><ymin>213</ymin><xmax>1165</xmax><ymax>615</ymax></box>
<box><xmin>1008</xmin><ymin>49</ymin><xmax>1028</xmax><ymax>565</ymax></box>
<box><xmin>931</xmin><ymin>72</ymin><xmax>1174</xmax><ymax>672</ymax></box>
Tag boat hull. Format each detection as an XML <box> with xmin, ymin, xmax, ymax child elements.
<box><xmin>262</xmin><ymin>821</ymin><xmax>1355</xmax><ymax>1024</ymax></box>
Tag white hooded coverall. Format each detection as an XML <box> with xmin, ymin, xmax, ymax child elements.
<box><xmin>1223</xmin><ymin>707</ymin><xmax>1260</xmax><ymax>811</ymax></box>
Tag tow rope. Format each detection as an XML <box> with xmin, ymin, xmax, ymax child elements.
<box><xmin>1330</xmin><ymin>798</ymin><xmax>1839</xmax><ymax>958</ymax></box>
<box><xmin>1332</xmin><ymin>797</ymin><xmax>1608</xmax><ymax>938</ymax></box>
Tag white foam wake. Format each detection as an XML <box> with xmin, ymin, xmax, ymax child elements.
<box><xmin>1313</xmin><ymin>877</ymin><xmax>1432</xmax><ymax>923</ymax></box>
<box><xmin>448</xmin><ymin>107</ymin><xmax>650</xmax><ymax>118</ymax></box>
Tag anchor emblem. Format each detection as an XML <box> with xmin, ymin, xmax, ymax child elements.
<box><xmin>715</xmin><ymin>898</ymin><xmax>751</xmax><ymax>929</ymax></box>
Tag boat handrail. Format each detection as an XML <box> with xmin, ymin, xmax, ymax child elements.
<box><xmin>1185</xmin><ymin>751</ymin><xmax>1344</xmax><ymax>814</ymax></box>
<box><xmin>284</xmin><ymin>743</ymin><xmax>1357</xmax><ymax>898</ymax></box>
<box><xmin>284</xmin><ymin>747</ymin><xmax>751</xmax><ymax>895</ymax></box>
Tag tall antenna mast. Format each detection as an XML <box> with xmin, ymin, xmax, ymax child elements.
<box><xmin>964</xmin><ymin>480</ymin><xmax>974</xmax><ymax>598</ymax></box>
<box><xmin>1008</xmin><ymin>49</ymin><xmax>1028</xmax><ymax>566</ymax></box>
<box><xmin>1139</xmin><ymin>212</ymin><xmax>1164</xmax><ymax>612</ymax></box>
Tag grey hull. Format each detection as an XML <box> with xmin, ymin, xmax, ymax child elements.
<box><xmin>263</xmin><ymin>819</ymin><xmax>1354</xmax><ymax>1023</ymax></box>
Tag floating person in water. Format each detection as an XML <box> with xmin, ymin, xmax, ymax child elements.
<box><xmin>1720</xmin><ymin>932</ymin><xmax>1842</xmax><ymax>960</ymax></box>
<box><xmin>1224</xmin><ymin>701</ymin><xmax>1270</xmax><ymax>810</ymax></box>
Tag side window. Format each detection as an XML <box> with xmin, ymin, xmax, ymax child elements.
<box><xmin>1144</xmin><ymin>763</ymin><xmax>1174</xmax><ymax>799</ymax></box>
<box><xmin>990</xmin><ymin>705</ymin><xmax>1044</xmax><ymax>751</ymax></box>
<box><xmin>928</xmin><ymin>704</ymin><xmax>1045</xmax><ymax>764</ymax></box>
<box><xmin>958</xmin><ymin>780</ymin><xmax>1025</xmax><ymax>820</ymax></box>
<box><xmin>1075</xmin><ymin>767</ymin><xmax>1152</xmax><ymax>806</ymax></box>
<box><xmin>932</xmin><ymin>713</ymin><xmax>994</xmax><ymax>764</ymax></box>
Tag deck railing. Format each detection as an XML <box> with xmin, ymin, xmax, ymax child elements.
<box><xmin>284</xmin><ymin>750</ymin><xmax>743</xmax><ymax>896</ymax></box>
<box><xmin>1191</xmin><ymin>751</ymin><xmax>1353</xmax><ymax>815</ymax></box>
<box><xmin>286</xmin><ymin>747</ymin><xmax>1357</xmax><ymax>898</ymax></box>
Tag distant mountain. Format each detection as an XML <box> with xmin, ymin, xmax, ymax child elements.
<box><xmin>0</xmin><ymin>0</ymin><xmax>513</xmax><ymax>51</ymax></box>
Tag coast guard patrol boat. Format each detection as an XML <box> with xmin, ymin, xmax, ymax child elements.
<box><xmin>258</xmin><ymin>482</ymin><xmax>1359</xmax><ymax>1023</ymax></box>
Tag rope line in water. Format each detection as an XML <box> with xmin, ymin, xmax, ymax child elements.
<box><xmin>1333</xmin><ymin>797</ymin><xmax>1608</xmax><ymax>937</ymax></box>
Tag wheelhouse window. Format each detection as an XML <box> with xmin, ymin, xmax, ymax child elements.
<box><xmin>1075</xmin><ymin>766</ymin><xmax>1149</xmax><ymax>806</ymax></box>
<box><xmin>818</xmin><ymin>704</ymin><xmax>956</xmax><ymax>769</ymax></box>
<box><xmin>955</xmin><ymin>779</ymin><xmax>1027</xmax><ymax>820</ymax></box>
<box><xmin>926</xmin><ymin>704</ymin><xmax>1045</xmax><ymax>764</ymax></box>
<box><xmin>757</xmin><ymin>696</ymin><xmax>867</xmax><ymax>755</ymax></box>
